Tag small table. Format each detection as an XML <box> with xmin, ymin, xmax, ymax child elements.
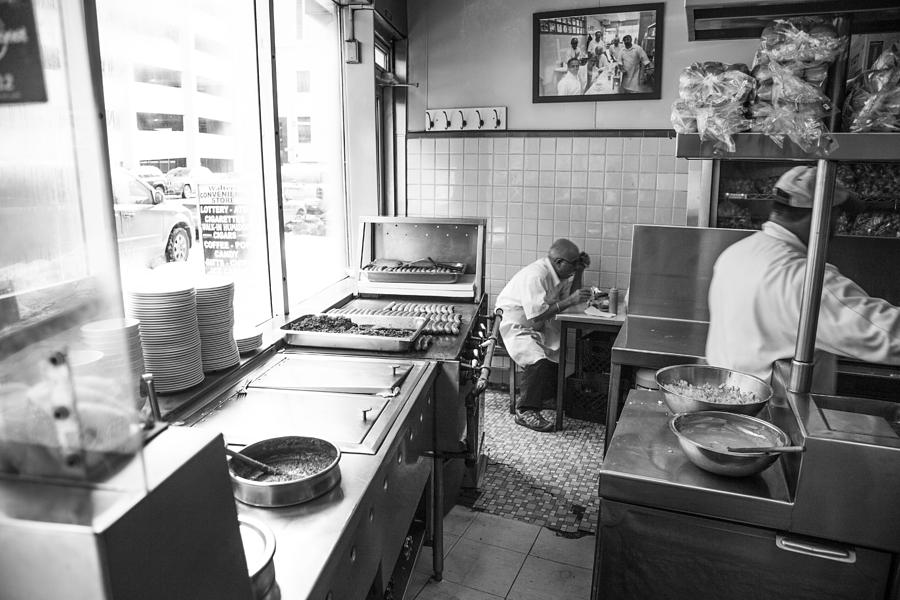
<box><xmin>554</xmin><ymin>307</ymin><xmax>626</xmax><ymax>430</ymax></box>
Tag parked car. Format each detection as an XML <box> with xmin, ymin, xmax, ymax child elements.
<box><xmin>132</xmin><ymin>165</ymin><xmax>168</xmax><ymax>195</ymax></box>
<box><xmin>165</xmin><ymin>166</ymin><xmax>215</xmax><ymax>199</ymax></box>
<box><xmin>282</xmin><ymin>199</ymin><xmax>327</xmax><ymax>236</ymax></box>
<box><xmin>112</xmin><ymin>169</ymin><xmax>193</xmax><ymax>267</ymax></box>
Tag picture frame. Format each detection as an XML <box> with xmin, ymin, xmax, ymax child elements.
<box><xmin>533</xmin><ymin>3</ymin><xmax>664</xmax><ymax>103</ymax></box>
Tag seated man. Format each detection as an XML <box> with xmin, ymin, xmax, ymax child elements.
<box><xmin>497</xmin><ymin>239</ymin><xmax>592</xmax><ymax>432</ymax></box>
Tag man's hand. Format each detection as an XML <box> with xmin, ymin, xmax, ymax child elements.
<box><xmin>575</xmin><ymin>252</ymin><xmax>591</xmax><ymax>271</ymax></box>
<box><xmin>562</xmin><ymin>287</ymin><xmax>592</xmax><ymax>308</ymax></box>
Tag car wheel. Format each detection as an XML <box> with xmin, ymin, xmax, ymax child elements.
<box><xmin>182</xmin><ymin>184</ymin><xmax>192</xmax><ymax>198</ymax></box>
<box><xmin>166</xmin><ymin>227</ymin><xmax>190</xmax><ymax>262</ymax></box>
<box><xmin>152</xmin><ymin>188</ymin><xmax>164</xmax><ymax>203</ymax></box>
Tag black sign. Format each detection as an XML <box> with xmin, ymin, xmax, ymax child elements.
<box><xmin>0</xmin><ymin>0</ymin><xmax>47</xmax><ymax>104</ymax></box>
<box><xmin>198</xmin><ymin>183</ymin><xmax>249</xmax><ymax>274</ymax></box>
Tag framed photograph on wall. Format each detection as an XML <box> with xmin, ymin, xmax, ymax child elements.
<box><xmin>533</xmin><ymin>3</ymin><xmax>664</xmax><ymax>103</ymax></box>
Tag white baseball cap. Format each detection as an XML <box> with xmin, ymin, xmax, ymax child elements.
<box><xmin>773</xmin><ymin>166</ymin><xmax>852</xmax><ymax>208</ymax></box>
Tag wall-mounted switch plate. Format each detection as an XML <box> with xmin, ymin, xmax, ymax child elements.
<box><xmin>424</xmin><ymin>106</ymin><xmax>507</xmax><ymax>132</ymax></box>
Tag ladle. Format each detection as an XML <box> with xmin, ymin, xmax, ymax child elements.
<box><xmin>727</xmin><ymin>445</ymin><xmax>805</xmax><ymax>454</ymax></box>
<box><xmin>225</xmin><ymin>447</ymin><xmax>281</xmax><ymax>475</ymax></box>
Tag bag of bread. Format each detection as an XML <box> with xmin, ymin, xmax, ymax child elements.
<box><xmin>843</xmin><ymin>42</ymin><xmax>900</xmax><ymax>132</ymax></box>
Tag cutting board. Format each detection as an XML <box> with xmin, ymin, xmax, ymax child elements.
<box><xmin>250</xmin><ymin>357</ymin><xmax>413</xmax><ymax>394</ymax></box>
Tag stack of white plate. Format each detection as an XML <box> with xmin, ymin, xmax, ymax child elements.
<box><xmin>235</xmin><ymin>327</ymin><xmax>264</xmax><ymax>354</ymax></box>
<box><xmin>80</xmin><ymin>317</ymin><xmax>145</xmax><ymax>397</ymax></box>
<box><xmin>125</xmin><ymin>282</ymin><xmax>204</xmax><ymax>394</ymax></box>
<box><xmin>196</xmin><ymin>277</ymin><xmax>240</xmax><ymax>372</ymax></box>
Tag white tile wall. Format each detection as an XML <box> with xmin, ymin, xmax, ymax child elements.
<box><xmin>406</xmin><ymin>135</ymin><xmax>689</xmax><ymax>308</ymax></box>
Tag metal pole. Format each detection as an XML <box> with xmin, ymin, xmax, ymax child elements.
<box><xmin>789</xmin><ymin>159</ymin><xmax>837</xmax><ymax>393</ymax></box>
<box><xmin>788</xmin><ymin>15</ymin><xmax>849</xmax><ymax>394</ymax></box>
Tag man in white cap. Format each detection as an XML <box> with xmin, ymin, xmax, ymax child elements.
<box><xmin>706</xmin><ymin>165</ymin><xmax>900</xmax><ymax>393</ymax></box>
<box><xmin>497</xmin><ymin>239</ymin><xmax>592</xmax><ymax>431</ymax></box>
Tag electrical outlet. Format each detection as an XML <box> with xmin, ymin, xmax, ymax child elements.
<box><xmin>424</xmin><ymin>107</ymin><xmax>507</xmax><ymax>131</ymax></box>
<box><xmin>344</xmin><ymin>40</ymin><xmax>361</xmax><ymax>64</ymax></box>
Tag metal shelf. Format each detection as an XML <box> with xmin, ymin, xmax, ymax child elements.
<box><xmin>676</xmin><ymin>133</ymin><xmax>900</xmax><ymax>162</ymax></box>
<box><xmin>685</xmin><ymin>0</ymin><xmax>900</xmax><ymax>41</ymax></box>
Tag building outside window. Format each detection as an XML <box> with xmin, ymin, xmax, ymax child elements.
<box><xmin>297</xmin><ymin>70</ymin><xmax>311</xmax><ymax>93</ymax></box>
<box><xmin>96</xmin><ymin>0</ymin><xmax>277</xmax><ymax>326</ymax></box>
<box><xmin>297</xmin><ymin>116</ymin><xmax>312</xmax><ymax>143</ymax></box>
<box><xmin>274</xmin><ymin>0</ymin><xmax>347</xmax><ymax>306</ymax></box>
<box><xmin>136</xmin><ymin>113</ymin><xmax>184</xmax><ymax>132</ymax></box>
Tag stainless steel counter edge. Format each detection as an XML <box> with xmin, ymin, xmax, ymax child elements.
<box><xmin>599</xmin><ymin>469</ymin><xmax>794</xmax><ymax>531</ymax></box>
<box><xmin>232</xmin><ymin>360</ymin><xmax>439</xmax><ymax>600</ymax></box>
<box><xmin>600</xmin><ymin>391</ymin><xmax>794</xmax><ymax>531</ymax></box>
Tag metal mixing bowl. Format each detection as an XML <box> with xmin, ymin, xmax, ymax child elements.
<box><xmin>669</xmin><ymin>411</ymin><xmax>790</xmax><ymax>477</ymax></box>
<box><xmin>655</xmin><ymin>364</ymin><xmax>773</xmax><ymax>416</ymax></box>
<box><xmin>229</xmin><ymin>436</ymin><xmax>341</xmax><ymax>507</ymax></box>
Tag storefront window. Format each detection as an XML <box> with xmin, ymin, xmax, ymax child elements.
<box><xmin>95</xmin><ymin>0</ymin><xmax>273</xmax><ymax>326</ymax></box>
<box><xmin>273</xmin><ymin>0</ymin><xmax>348</xmax><ymax>305</ymax></box>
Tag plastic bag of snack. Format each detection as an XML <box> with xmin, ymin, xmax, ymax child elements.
<box><xmin>751</xmin><ymin>101</ymin><xmax>836</xmax><ymax>153</ymax></box>
<box><xmin>671</xmin><ymin>100</ymin><xmax>699</xmax><ymax>133</ymax></box>
<box><xmin>759</xmin><ymin>17</ymin><xmax>845</xmax><ymax>65</ymax></box>
<box><xmin>678</xmin><ymin>62</ymin><xmax>755</xmax><ymax>105</ymax></box>
<box><xmin>768</xmin><ymin>61</ymin><xmax>833</xmax><ymax>108</ymax></box>
<box><xmin>845</xmin><ymin>86</ymin><xmax>900</xmax><ymax>132</ymax></box>
<box><xmin>842</xmin><ymin>42</ymin><xmax>900</xmax><ymax>132</ymax></box>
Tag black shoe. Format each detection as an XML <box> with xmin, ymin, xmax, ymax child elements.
<box><xmin>515</xmin><ymin>409</ymin><xmax>554</xmax><ymax>432</ymax></box>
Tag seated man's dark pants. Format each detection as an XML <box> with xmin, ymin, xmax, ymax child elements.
<box><xmin>516</xmin><ymin>358</ymin><xmax>558</xmax><ymax>412</ymax></box>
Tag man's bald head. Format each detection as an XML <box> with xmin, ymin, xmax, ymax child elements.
<box><xmin>548</xmin><ymin>238</ymin><xmax>580</xmax><ymax>261</ymax></box>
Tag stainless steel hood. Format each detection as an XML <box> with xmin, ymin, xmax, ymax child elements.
<box><xmin>685</xmin><ymin>0</ymin><xmax>900</xmax><ymax>41</ymax></box>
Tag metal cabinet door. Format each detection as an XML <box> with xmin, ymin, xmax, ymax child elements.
<box><xmin>593</xmin><ymin>498</ymin><xmax>892</xmax><ymax>600</ymax></box>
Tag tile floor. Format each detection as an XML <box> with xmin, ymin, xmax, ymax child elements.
<box><xmin>406</xmin><ymin>506</ymin><xmax>595</xmax><ymax>600</ymax></box>
<box><xmin>467</xmin><ymin>389</ymin><xmax>605</xmax><ymax>534</ymax></box>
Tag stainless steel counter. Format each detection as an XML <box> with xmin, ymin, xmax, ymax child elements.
<box><xmin>184</xmin><ymin>353</ymin><xmax>440</xmax><ymax>600</ymax></box>
<box><xmin>600</xmin><ymin>390</ymin><xmax>793</xmax><ymax>530</ymax></box>
<box><xmin>605</xmin><ymin>318</ymin><xmax>708</xmax><ymax>449</ymax></box>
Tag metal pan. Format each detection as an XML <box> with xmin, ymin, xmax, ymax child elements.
<box><xmin>281</xmin><ymin>314</ymin><xmax>426</xmax><ymax>352</ymax></box>
<box><xmin>229</xmin><ymin>436</ymin><xmax>341</xmax><ymax>507</ymax></box>
<box><xmin>237</xmin><ymin>516</ymin><xmax>279</xmax><ymax>599</ymax></box>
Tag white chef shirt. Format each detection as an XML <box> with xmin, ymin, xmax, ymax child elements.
<box><xmin>496</xmin><ymin>257</ymin><xmax>573</xmax><ymax>367</ymax></box>
<box><xmin>557</xmin><ymin>71</ymin><xmax>583</xmax><ymax>96</ymax></box>
<box><xmin>706</xmin><ymin>221</ymin><xmax>900</xmax><ymax>392</ymax></box>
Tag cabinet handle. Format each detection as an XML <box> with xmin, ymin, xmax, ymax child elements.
<box><xmin>776</xmin><ymin>534</ymin><xmax>856</xmax><ymax>563</ymax></box>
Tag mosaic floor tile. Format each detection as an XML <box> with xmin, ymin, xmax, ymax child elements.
<box><xmin>464</xmin><ymin>389</ymin><xmax>605</xmax><ymax>535</ymax></box>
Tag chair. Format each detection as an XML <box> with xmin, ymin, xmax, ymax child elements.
<box><xmin>495</xmin><ymin>337</ymin><xmax>519</xmax><ymax>414</ymax></box>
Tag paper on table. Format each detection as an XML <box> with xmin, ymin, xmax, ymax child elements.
<box><xmin>584</xmin><ymin>306</ymin><xmax>615</xmax><ymax>318</ymax></box>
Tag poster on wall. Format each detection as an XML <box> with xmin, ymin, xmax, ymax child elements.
<box><xmin>0</xmin><ymin>0</ymin><xmax>47</xmax><ymax>104</ymax></box>
<box><xmin>198</xmin><ymin>183</ymin><xmax>249</xmax><ymax>274</ymax></box>
<box><xmin>532</xmin><ymin>3</ymin><xmax>664</xmax><ymax>103</ymax></box>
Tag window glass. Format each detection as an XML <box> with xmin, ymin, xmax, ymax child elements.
<box><xmin>296</xmin><ymin>70</ymin><xmax>311</xmax><ymax>93</ymax></box>
<box><xmin>96</xmin><ymin>0</ymin><xmax>273</xmax><ymax>326</ymax></box>
<box><xmin>374</xmin><ymin>43</ymin><xmax>390</xmax><ymax>72</ymax></box>
<box><xmin>274</xmin><ymin>0</ymin><xmax>347</xmax><ymax>304</ymax></box>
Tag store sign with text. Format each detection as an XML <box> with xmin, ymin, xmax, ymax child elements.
<box><xmin>0</xmin><ymin>0</ymin><xmax>47</xmax><ymax>104</ymax></box>
<box><xmin>198</xmin><ymin>183</ymin><xmax>249</xmax><ymax>274</ymax></box>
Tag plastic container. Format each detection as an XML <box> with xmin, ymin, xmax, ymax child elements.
<box><xmin>635</xmin><ymin>368</ymin><xmax>659</xmax><ymax>391</ymax></box>
<box><xmin>608</xmin><ymin>288</ymin><xmax>619</xmax><ymax>315</ymax></box>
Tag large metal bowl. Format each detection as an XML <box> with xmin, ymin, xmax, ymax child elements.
<box><xmin>229</xmin><ymin>436</ymin><xmax>341</xmax><ymax>507</ymax></box>
<box><xmin>669</xmin><ymin>411</ymin><xmax>790</xmax><ymax>477</ymax></box>
<box><xmin>655</xmin><ymin>364</ymin><xmax>772</xmax><ymax>416</ymax></box>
